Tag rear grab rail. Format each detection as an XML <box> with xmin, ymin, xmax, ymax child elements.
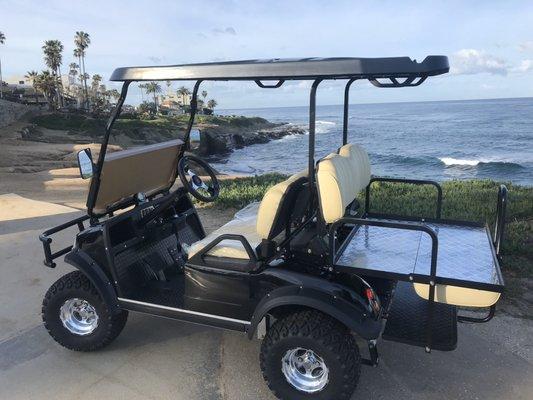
<box><xmin>365</xmin><ymin>177</ymin><xmax>443</xmax><ymax>220</ymax></box>
<box><xmin>39</xmin><ymin>215</ymin><xmax>90</xmax><ymax>268</ymax></box>
<box><xmin>330</xmin><ymin>217</ymin><xmax>440</xmax><ymax>352</ymax></box>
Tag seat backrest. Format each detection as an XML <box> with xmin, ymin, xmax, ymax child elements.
<box><xmin>256</xmin><ymin>171</ymin><xmax>308</xmax><ymax>240</ymax></box>
<box><xmin>316</xmin><ymin>153</ymin><xmax>359</xmax><ymax>224</ymax></box>
<box><xmin>317</xmin><ymin>144</ymin><xmax>371</xmax><ymax>224</ymax></box>
<box><xmin>93</xmin><ymin>139</ymin><xmax>183</xmax><ymax>214</ymax></box>
<box><xmin>338</xmin><ymin>143</ymin><xmax>371</xmax><ymax>190</ymax></box>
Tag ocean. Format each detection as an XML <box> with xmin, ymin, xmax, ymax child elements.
<box><xmin>213</xmin><ymin>97</ymin><xmax>533</xmax><ymax>186</ymax></box>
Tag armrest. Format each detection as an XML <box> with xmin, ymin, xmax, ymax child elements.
<box><xmin>365</xmin><ymin>177</ymin><xmax>443</xmax><ymax>219</ymax></box>
<box><xmin>196</xmin><ymin>234</ymin><xmax>257</xmax><ymax>262</ymax></box>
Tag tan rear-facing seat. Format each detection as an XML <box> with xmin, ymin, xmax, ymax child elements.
<box><xmin>338</xmin><ymin>143</ymin><xmax>371</xmax><ymax>190</ymax></box>
<box><xmin>315</xmin><ymin>144</ymin><xmax>371</xmax><ymax>223</ymax></box>
<box><xmin>316</xmin><ymin>153</ymin><xmax>361</xmax><ymax>223</ymax></box>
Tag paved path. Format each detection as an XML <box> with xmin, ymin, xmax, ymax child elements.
<box><xmin>1</xmin><ymin>195</ymin><xmax>532</xmax><ymax>399</ymax></box>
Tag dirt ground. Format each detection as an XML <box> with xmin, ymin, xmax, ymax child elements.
<box><xmin>0</xmin><ymin>121</ymin><xmax>532</xmax><ymax>399</ymax></box>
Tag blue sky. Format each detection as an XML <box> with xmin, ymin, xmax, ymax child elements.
<box><xmin>1</xmin><ymin>0</ymin><xmax>533</xmax><ymax>108</ymax></box>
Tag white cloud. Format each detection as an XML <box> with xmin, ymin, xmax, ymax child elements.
<box><xmin>450</xmin><ymin>49</ymin><xmax>508</xmax><ymax>76</ymax></box>
<box><xmin>513</xmin><ymin>59</ymin><xmax>533</xmax><ymax>73</ymax></box>
<box><xmin>518</xmin><ymin>41</ymin><xmax>533</xmax><ymax>52</ymax></box>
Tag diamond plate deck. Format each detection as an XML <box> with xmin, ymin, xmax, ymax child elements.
<box><xmin>336</xmin><ymin>220</ymin><xmax>503</xmax><ymax>290</ymax></box>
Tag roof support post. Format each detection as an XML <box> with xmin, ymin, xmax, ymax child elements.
<box><xmin>87</xmin><ymin>81</ymin><xmax>131</xmax><ymax>216</ymax></box>
<box><xmin>181</xmin><ymin>79</ymin><xmax>203</xmax><ymax>155</ymax></box>
<box><xmin>308</xmin><ymin>79</ymin><xmax>323</xmax><ymax>188</ymax></box>
<box><xmin>342</xmin><ymin>78</ymin><xmax>357</xmax><ymax>145</ymax></box>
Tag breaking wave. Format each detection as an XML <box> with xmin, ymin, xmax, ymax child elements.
<box><xmin>438</xmin><ymin>157</ymin><xmax>524</xmax><ymax>170</ymax></box>
<box><xmin>439</xmin><ymin>157</ymin><xmax>481</xmax><ymax>166</ymax></box>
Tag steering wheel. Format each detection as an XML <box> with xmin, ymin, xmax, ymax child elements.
<box><xmin>177</xmin><ymin>155</ymin><xmax>220</xmax><ymax>202</ymax></box>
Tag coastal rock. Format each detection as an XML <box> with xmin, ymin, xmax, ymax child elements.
<box><xmin>0</xmin><ymin>99</ymin><xmax>44</xmax><ymax>129</ymax></box>
<box><xmin>19</xmin><ymin>124</ymin><xmax>43</xmax><ymax>140</ymax></box>
<box><xmin>198</xmin><ymin>123</ymin><xmax>305</xmax><ymax>156</ymax></box>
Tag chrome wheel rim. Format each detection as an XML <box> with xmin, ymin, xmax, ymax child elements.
<box><xmin>59</xmin><ymin>298</ymin><xmax>99</xmax><ymax>335</ymax></box>
<box><xmin>281</xmin><ymin>347</ymin><xmax>329</xmax><ymax>393</ymax></box>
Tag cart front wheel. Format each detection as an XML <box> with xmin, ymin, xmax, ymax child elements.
<box><xmin>42</xmin><ymin>271</ymin><xmax>128</xmax><ymax>351</ymax></box>
<box><xmin>260</xmin><ymin>309</ymin><xmax>361</xmax><ymax>400</ymax></box>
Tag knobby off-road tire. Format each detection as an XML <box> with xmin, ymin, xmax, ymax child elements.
<box><xmin>42</xmin><ymin>271</ymin><xmax>128</xmax><ymax>351</ymax></box>
<box><xmin>260</xmin><ymin>309</ymin><xmax>361</xmax><ymax>400</ymax></box>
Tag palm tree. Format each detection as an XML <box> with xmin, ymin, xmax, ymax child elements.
<box><xmin>68</xmin><ymin>62</ymin><xmax>78</xmax><ymax>85</ymax></box>
<box><xmin>25</xmin><ymin>70</ymin><xmax>39</xmax><ymax>84</ymax></box>
<box><xmin>177</xmin><ymin>86</ymin><xmax>191</xmax><ymax>106</ymax></box>
<box><xmin>138</xmin><ymin>83</ymin><xmax>147</xmax><ymax>102</ymax></box>
<box><xmin>74</xmin><ymin>31</ymin><xmax>90</xmax><ymax>109</ymax></box>
<box><xmin>107</xmin><ymin>89</ymin><xmax>120</xmax><ymax>103</ymax></box>
<box><xmin>145</xmin><ymin>81</ymin><xmax>162</xmax><ymax>112</ymax></box>
<box><xmin>0</xmin><ymin>31</ymin><xmax>6</xmax><ymax>99</ymax></box>
<box><xmin>91</xmin><ymin>74</ymin><xmax>102</xmax><ymax>89</ymax></box>
<box><xmin>201</xmin><ymin>90</ymin><xmax>208</xmax><ymax>102</ymax></box>
<box><xmin>25</xmin><ymin>70</ymin><xmax>39</xmax><ymax>103</ymax></box>
<box><xmin>34</xmin><ymin>71</ymin><xmax>60</xmax><ymax>110</ymax></box>
<box><xmin>73</xmin><ymin>48</ymin><xmax>84</xmax><ymax>106</ymax></box>
<box><xmin>207</xmin><ymin>99</ymin><xmax>217</xmax><ymax>109</ymax></box>
<box><xmin>42</xmin><ymin>40</ymin><xmax>64</xmax><ymax>106</ymax></box>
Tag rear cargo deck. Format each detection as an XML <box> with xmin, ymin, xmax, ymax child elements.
<box><xmin>335</xmin><ymin>219</ymin><xmax>504</xmax><ymax>301</ymax></box>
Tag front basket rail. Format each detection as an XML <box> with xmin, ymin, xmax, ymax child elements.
<box><xmin>39</xmin><ymin>215</ymin><xmax>90</xmax><ymax>268</ymax></box>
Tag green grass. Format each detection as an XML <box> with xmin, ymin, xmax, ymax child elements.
<box><xmin>31</xmin><ymin>113</ymin><xmax>106</xmax><ymax>134</ymax></box>
<box><xmin>213</xmin><ymin>175</ymin><xmax>533</xmax><ymax>276</ymax></box>
<box><xmin>215</xmin><ymin>173</ymin><xmax>288</xmax><ymax>208</ymax></box>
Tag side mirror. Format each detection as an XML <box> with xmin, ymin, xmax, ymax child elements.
<box><xmin>77</xmin><ymin>148</ymin><xmax>94</xmax><ymax>180</ymax></box>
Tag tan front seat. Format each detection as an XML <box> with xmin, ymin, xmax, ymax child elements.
<box><xmin>187</xmin><ymin>171</ymin><xmax>307</xmax><ymax>259</ymax></box>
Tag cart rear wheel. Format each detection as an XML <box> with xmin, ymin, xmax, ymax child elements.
<box><xmin>42</xmin><ymin>271</ymin><xmax>128</xmax><ymax>351</ymax></box>
<box><xmin>260</xmin><ymin>309</ymin><xmax>361</xmax><ymax>400</ymax></box>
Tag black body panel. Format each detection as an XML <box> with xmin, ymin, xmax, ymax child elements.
<box><xmin>64</xmin><ymin>249</ymin><xmax>121</xmax><ymax>314</ymax></box>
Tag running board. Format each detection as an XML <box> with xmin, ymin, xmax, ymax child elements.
<box><xmin>382</xmin><ymin>282</ymin><xmax>457</xmax><ymax>351</ymax></box>
<box><xmin>118</xmin><ymin>298</ymin><xmax>250</xmax><ymax>332</ymax></box>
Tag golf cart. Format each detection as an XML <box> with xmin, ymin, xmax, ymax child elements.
<box><xmin>39</xmin><ymin>57</ymin><xmax>507</xmax><ymax>400</ymax></box>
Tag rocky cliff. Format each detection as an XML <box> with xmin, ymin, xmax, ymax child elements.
<box><xmin>0</xmin><ymin>99</ymin><xmax>43</xmax><ymax>128</ymax></box>
<box><xmin>197</xmin><ymin>120</ymin><xmax>305</xmax><ymax>156</ymax></box>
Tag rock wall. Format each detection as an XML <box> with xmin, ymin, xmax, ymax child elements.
<box><xmin>198</xmin><ymin>123</ymin><xmax>306</xmax><ymax>156</ymax></box>
<box><xmin>0</xmin><ymin>99</ymin><xmax>43</xmax><ymax>128</ymax></box>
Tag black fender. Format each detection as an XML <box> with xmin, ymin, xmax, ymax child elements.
<box><xmin>247</xmin><ymin>284</ymin><xmax>383</xmax><ymax>340</ymax></box>
<box><xmin>64</xmin><ymin>249</ymin><xmax>122</xmax><ymax>314</ymax></box>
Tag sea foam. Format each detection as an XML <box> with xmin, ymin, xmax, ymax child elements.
<box><xmin>439</xmin><ymin>157</ymin><xmax>480</xmax><ymax>166</ymax></box>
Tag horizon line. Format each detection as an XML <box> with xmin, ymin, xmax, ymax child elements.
<box><xmin>218</xmin><ymin>96</ymin><xmax>533</xmax><ymax>111</ymax></box>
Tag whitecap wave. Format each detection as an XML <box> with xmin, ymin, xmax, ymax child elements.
<box><xmin>439</xmin><ymin>157</ymin><xmax>480</xmax><ymax>166</ymax></box>
<box><xmin>295</xmin><ymin>120</ymin><xmax>336</xmax><ymax>134</ymax></box>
